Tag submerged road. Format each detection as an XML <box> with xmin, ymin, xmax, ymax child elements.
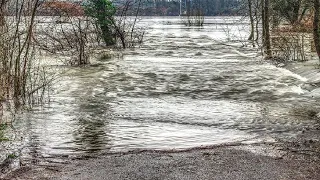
<box><xmin>2</xmin><ymin>17</ymin><xmax>320</xmax><ymax>179</ymax></box>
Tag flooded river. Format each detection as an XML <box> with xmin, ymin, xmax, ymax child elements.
<box><xmin>5</xmin><ymin>17</ymin><xmax>320</xmax><ymax>161</ymax></box>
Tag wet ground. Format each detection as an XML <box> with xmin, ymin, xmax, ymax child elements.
<box><xmin>4</xmin><ymin>142</ymin><xmax>320</xmax><ymax>180</ymax></box>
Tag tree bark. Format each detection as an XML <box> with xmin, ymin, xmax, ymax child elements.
<box><xmin>314</xmin><ymin>0</ymin><xmax>320</xmax><ymax>61</ymax></box>
<box><xmin>263</xmin><ymin>0</ymin><xmax>272</xmax><ymax>58</ymax></box>
<box><xmin>0</xmin><ymin>0</ymin><xmax>7</xmax><ymax>33</ymax></box>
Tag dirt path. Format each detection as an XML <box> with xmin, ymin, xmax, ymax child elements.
<box><xmin>3</xmin><ymin>142</ymin><xmax>320</xmax><ymax>180</ymax></box>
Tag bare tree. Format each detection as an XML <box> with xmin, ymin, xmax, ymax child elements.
<box><xmin>0</xmin><ymin>0</ymin><xmax>50</xmax><ymax>108</ymax></box>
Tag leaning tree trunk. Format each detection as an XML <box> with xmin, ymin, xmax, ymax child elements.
<box><xmin>314</xmin><ymin>0</ymin><xmax>320</xmax><ymax>61</ymax></box>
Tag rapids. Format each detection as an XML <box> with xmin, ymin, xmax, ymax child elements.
<box><xmin>5</xmin><ymin>17</ymin><xmax>320</xmax><ymax>162</ymax></box>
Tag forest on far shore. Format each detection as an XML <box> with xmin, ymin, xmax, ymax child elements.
<box><xmin>140</xmin><ymin>0</ymin><xmax>241</xmax><ymax>16</ymax></box>
<box><xmin>34</xmin><ymin>0</ymin><xmax>241</xmax><ymax>16</ymax></box>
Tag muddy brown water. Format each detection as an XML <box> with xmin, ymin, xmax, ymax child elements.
<box><xmin>3</xmin><ymin>17</ymin><xmax>320</xmax><ymax>164</ymax></box>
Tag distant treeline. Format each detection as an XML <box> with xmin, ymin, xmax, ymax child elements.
<box><xmin>139</xmin><ymin>0</ymin><xmax>242</xmax><ymax>16</ymax></box>
<box><xmin>21</xmin><ymin>0</ymin><xmax>242</xmax><ymax>16</ymax></box>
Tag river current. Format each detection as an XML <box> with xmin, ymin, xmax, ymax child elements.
<box><xmin>7</xmin><ymin>17</ymin><xmax>320</xmax><ymax>161</ymax></box>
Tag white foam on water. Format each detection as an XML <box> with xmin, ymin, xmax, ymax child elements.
<box><xmin>277</xmin><ymin>67</ymin><xmax>308</xmax><ymax>82</ymax></box>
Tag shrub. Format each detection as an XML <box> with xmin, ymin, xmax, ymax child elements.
<box><xmin>83</xmin><ymin>0</ymin><xmax>116</xmax><ymax>46</ymax></box>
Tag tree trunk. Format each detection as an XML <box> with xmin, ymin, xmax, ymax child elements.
<box><xmin>314</xmin><ymin>0</ymin><xmax>320</xmax><ymax>61</ymax></box>
<box><xmin>186</xmin><ymin>0</ymin><xmax>191</xmax><ymax>16</ymax></box>
<box><xmin>0</xmin><ymin>0</ymin><xmax>8</xmax><ymax>97</ymax></box>
<box><xmin>248</xmin><ymin>0</ymin><xmax>254</xmax><ymax>39</ymax></box>
<box><xmin>262</xmin><ymin>0</ymin><xmax>265</xmax><ymax>43</ymax></box>
<box><xmin>0</xmin><ymin>0</ymin><xmax>7</xmax><ymax>35</ymax></box>
<box><xmin>0</xmin><ymin>0</ymin><xmax>6</xmax><ymax>26</ymax></box>
<box><xmin>247</xmin><ymin>0</ymin><xmax>255</xmax><ymax>47</ymax></box>
<box><xmin>254</xmin><ymin>0</ymin><xmax>260</xmax><ymax>42</ymax></box>
<box><xmin>263</xmin><ymin>0</ymin><xmax>272</xmax><ymax>58</ymax></box>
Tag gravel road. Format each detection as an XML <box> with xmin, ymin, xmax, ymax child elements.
<box><xmin>3</xmin><ymin>142</ymin><xmax>320</xmax><ymax>180</ymax></box>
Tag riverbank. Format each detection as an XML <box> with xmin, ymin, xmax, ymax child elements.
<box><xmin>2</xmin><ymin>138</ymin><xmax>320</xmax><ymax>180</ymax></box>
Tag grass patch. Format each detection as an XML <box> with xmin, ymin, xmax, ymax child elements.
<box><xmin>7</xmin><ymin>153</ymin><xmax>17</xmax><ymax>159</ymax></box>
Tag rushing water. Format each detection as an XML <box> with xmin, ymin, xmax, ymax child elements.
<box><xmin>7</xmin><ymin>17</ymin><xmax>320</xmax><ymax>160</ymax></box>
